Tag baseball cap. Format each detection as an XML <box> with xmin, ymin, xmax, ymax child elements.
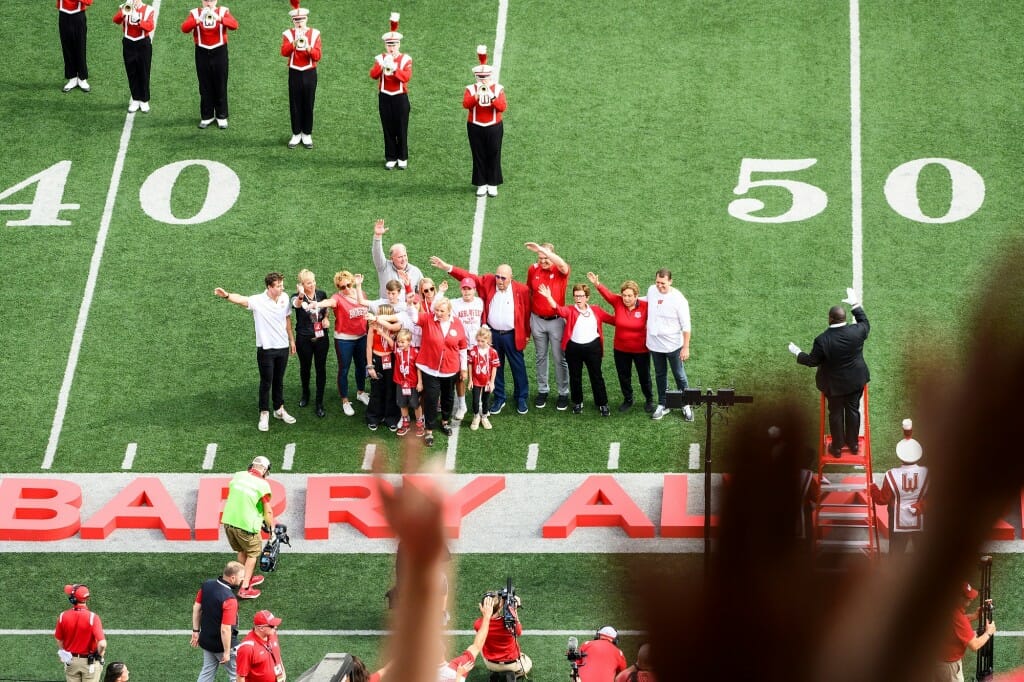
<box><xmin>962</xmin><ymin>582</ymin><xmax>979</xmax><ymax>600</ymax></box>
<box><xmin>597</xmin><ymin>625</ymin><xmax>618</xmax><ymax>640</ymax></box>
<box><xmin>251</xmin><ymin>456</ymin><xmax>271</xmax><ymax>470</ymax></box>
<box><xmin>254</xmin><ymin>610</ymin><xmax>283</xmax><ymax>627</ymax></box>
<box><xmin>460</xmin><ymin>277</ymin><xmax>476</xmax><ymax>289</ymax></box>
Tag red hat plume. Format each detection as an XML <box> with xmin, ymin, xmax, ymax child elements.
<box><xmin>389</xmin><ymin>12</ymin><xmax>400</xmax><ymax>32</ymax></box>
<box><xmin>290</xmin><ymin>0</ymin><xmax>300</xmax><ymax>9</ymax></box>
<box><xmin>477</xmin><ymin>45</ymin><xmax>488</xmax><ymax>65</ymax></box>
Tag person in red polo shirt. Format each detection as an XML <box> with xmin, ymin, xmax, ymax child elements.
<box><xmin>588</xmin><ymin>272</ymin><xmax>654</xmax><ymax>414</ymax></box>
<box><xmin>54</xmin><ymin>584</ymin><xmax>107</xmax><ymax>682</ymax></box>
<box><xmin>236</xmin><ymin>610</ymin><xmax>285</xmax><ymax>682</ymax></box>
<box><xmin>578</xmin><ymin>626</ymin><xmax>627</xmax><ymax>682</ymax></box>
<box><xmin>937</xmin><ymin>582</ymin><xmax>995</xmax><ymax>682</ymax></box>
<box><xmin>525</xmin><ymin>241</ymin><xmax>571</xmax><ymax>411</ymax></box>
<box><xmin>181</xmin><ymin>0</ymin><xmax>238</xmax><ymax>129</ymax></box>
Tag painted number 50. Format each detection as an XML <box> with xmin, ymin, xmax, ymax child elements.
<box><xmin>728</xmin><ymin>157</ymin><xmax>985</xmax><ymax>224</ymax></box>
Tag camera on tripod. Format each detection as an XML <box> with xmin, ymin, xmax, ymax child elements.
<box><xmin>259</xmin><ymin>523</ymin><xmax>291</xmax><ymax>573</ymax></box>
<box><xmin>481</xmin><ymin>577</ymin><xmax>521</xmax><ymax>635</ymax></box>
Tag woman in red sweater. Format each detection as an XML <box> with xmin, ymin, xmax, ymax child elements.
<box><xmin>588</xmin><ymin>272</ymin><xmax>654</xmax><ymax>414</ymax></box>
<box><xmin>311</xmin><ymin>271</ymin><xmax>371</xmax><ymax>415</ymax></box>
<box><xmin>415</xmin><ymin>297</ymin><xmax>467</xmax><ymax>446</ymax></box>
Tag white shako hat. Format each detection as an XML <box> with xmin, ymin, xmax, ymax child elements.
<box><xmin>473</xmin><ymin>44</ymin><xmax>492</xmax><ymax>76</ymax></box>
<box><xmin>382</xmin><ymin>12</ymin><xmax>402</xmax><ymax>42</ymax></box>
<box><xmin>896</xmin><ymin>438</ymin><xmax>923</xmax><ymax>464</ymax></box>
<box><xmin>288</xmin><ymin>0</ymin><xmax>308</xmax><ymax>19</ymax></box>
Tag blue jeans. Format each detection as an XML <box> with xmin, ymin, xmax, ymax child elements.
<box><xmin>334</xmin><ymin>336</ymin><xmax>367</xmax><ymax>399</ymax></box>
<box><xmin>491</xmin><ymin>330</ymin><xmax>528</xmax><ymax>406</ymax></box>
<box><xmin>651</xmin><ymin>346</ymin><xmax>688</xmax><ymax>406</ymax></box>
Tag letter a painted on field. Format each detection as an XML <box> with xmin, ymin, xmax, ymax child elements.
<box><xmin>80</xmin><ymin>477</ymin><xmax>191</xmax><ymax>540</ymax></box>
<box><xmin>542</xmin><ymin>475</ymin><xmax>655</xmax><ymax>538</ymax></box>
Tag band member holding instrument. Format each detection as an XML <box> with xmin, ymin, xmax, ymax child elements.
<box><xmin>281</xmin><ymin>0</ymin><xmax>321</xmax><ymax>149</ymax></box>
<box><xmin>463</xmin><ymin>45</ymin><xmax>507</xmax><ymax>197</ymax></box>
<box><xmin>58</xmin><ymin>0</ymin><xmax>92</xmax><ymax>93</ymax></box>
<box><xmin>181</xmin><ymin>0</ymin><xmax>238</xmax><ymax>129</ymax></box>
<box><xmin>113</xmin><ymin>0</ymin><xmax>155</xmax><ymax>113</ymax></box>
<box><xmin>869</xmin><ymin>425</ymin><xmax>928</xmax><ymax>554</ymax></box>
<box><xmin>370</xmin><ymin>12</ymin><xmax>412</xmax><ymax>170</ymax></box>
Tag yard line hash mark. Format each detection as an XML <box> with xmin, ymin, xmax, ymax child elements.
<box><xmin>203</xmin><ymin>443</ymin><xmax>218</xmax><ymax>470</ymax></box>
<box><xmin>121</xmin><ymin>443</ymin><xmax>137</xmax><ymax>470</ymax></box>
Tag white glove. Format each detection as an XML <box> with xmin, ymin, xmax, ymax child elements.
<box><xmin>58</xmin><ymin>649</ymin><xmax>73</xmax><ymax>665</ymax></box>
<box><xmin>788</xmin><ymin>342</ymin><xmax>802</xmax><ymax>356</ymax></box>
<box><xmin>842</xmin><ymin>287</ymin><xmax>859</xmax><ymax>306</ymax></box>
<box><xmin>382</xmin><ymin>55</ymin><xmax>396</xmax><ymax>71</ymax></box>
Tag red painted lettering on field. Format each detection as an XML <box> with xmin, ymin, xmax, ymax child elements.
<box><xmin>304</xmin><ymin>476</ymin><xmax>393</xmax><ymax>539</ymax></box>
<box><xmin>404</xmin><ymin>475</ymin><xmax>505</xmax><ymax>538</ymax></box>
<box><xmin>0</xmin><ymin>478</ymin><xmax>82</xmax><ymax>541</ymax></box>
<box><xmin>659</xmin><ymin>474</ymin><xmax>715</xmax><ymax>538</ymax></box>
<box><xmin>542</xmin><ymin>475</ymin><xmax>655</xmax><ymax>538</ymax></box>
<box><xmin>80</xmin><ymin>477</ymin><xmax>191</xmax><ymax>540</ymax></box>
<box><xmin>193</xmin><ymin>477</ymin><xmax>288</xmax><ymax>541</ymax></box>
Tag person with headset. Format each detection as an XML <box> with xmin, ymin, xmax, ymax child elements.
<box><xmin>473</xmin><ymin>589</ymin><xmax>531</xmax><ymax>679</ymax></box>
<box><xmin>577</xmin><ymin>626</ymin><xmax>627</xmax><ymax>682</ymax></box>
<box><xmin>55</xmin><ymin>584</ymin><xmax>107</xmax><ymax>682</ymax></box>
<box><xmin>221</xmin><ymin>456</ymin><xmax>276</xmax><ymax>599</ymax></box>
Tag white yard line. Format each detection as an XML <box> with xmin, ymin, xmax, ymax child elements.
<box><xmin>202</xmin><ymin>443</ymin><xmax>218</xmax><ymax>470</ymax></box>
<box><xmin>42</xmin><ymin>0</ymin><xmax>164</xmax><ymax>470</ymax></box>
<box><xmin>525</xmin><ymin>443</ymin><xmax>539</xmax><ymax>470</ymax></box>
<box><xmin>849</xmin><ymin>0</ymin><xmax>863</xmax><ymax>298</ymax></box>
<box><xmin>361</xmin><ymin>444</ymin><xmax>377</xmax><ymax>471</ymax></box>
<box><xmin>607</xmin><ymin>442</ymin><xmax>620</xmax><ymax>470</ymax></box>
<box><xmin>0</xmin><ymin>628</ymin><xmax>649</xmax><ymax>637</ymax></box>
<box><xmin>688</xmin><ymin>443</ymin><xmax>700</xmax><ymax>470</ymax></box>
<box><xmin>121</xmin><ymin>442</ymin><xmax>137</xmax><ymax>470</ymax></box>
<box><xmin>283</xmin><ymin>443</ymin><xmax>296</xmax><ymax>470</ymax></box>
<box><xmin>445</xmin><ymin>425</ymin><xmax>459</xmax><ymax>471</ymax></box>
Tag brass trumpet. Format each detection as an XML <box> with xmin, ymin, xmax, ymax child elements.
<box><xmin>295</xmin><ymin>29</ymin><xmax>308</xmax><ymax>50</ymax></box>
<box><xmin>121</xmin><ymin>0</ymin><xmax>135</xmax><ymax>12</ymax></box>
<box><xmin>201</xmin><ymin>7</ymin><xmax>217</xmax><ymax>28</ymax></box>
<box><xmin>477</xmin><ymin>84</ymin><xmax>492</xmax><ymax>106</ymax></box>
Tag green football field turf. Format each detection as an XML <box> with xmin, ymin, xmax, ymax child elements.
<box><xmin>1</xmin><ymin>0</ymin><xmax>1023</xmax><ymax>679</ymax></box>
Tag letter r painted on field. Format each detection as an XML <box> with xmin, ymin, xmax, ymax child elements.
<box><xmin>542</xmin><ymin>475</ymin><xmax>656</xmax><ymax>539</ymax></box>
<box><xmin>0</xmin><ymin>478</ymin><xmax>82</xmax><ymax>541</ymax></box>
<box><xmin>193</xmin><ymin>477</ymin><xmax>288</xmax><ymax>541</ymax></box>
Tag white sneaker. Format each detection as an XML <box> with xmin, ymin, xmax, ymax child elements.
<box><xmin>139</xmin><ymin>101</ymin><xmax>150</xmax><ymax>113</ymax></box>
<box><xmin>301</xmin><ymin>134</ymin><xmax>313</xmax><ymax>148</ymax></box>
<box><xmin>342</xmin><ymin>401</ymin><xmax>355</xmax><ymax>416</ymax></box>
<box><xmin>651</xmin><ymin>405</ymin><xmax>670</xmax><ymax>420</ymax></box>
<box><xmin>385</xmin><ymin>160</ymin><xmax>397</xmax><ymax>170</ymax></box>
<box><xmin>198</xmin><ymin>118</ymin><xmax>214</xmax><ymax>129</ymax></box>
<box><xmin>481</xmin><ymin>416</ymin><xmax>492</xmax><ymax>430</ymax></box>
<box><xmin>476</xmin><ymin>185</ymin><xmax>487</xmax><ymax>197</ymax></box>
<box><xmin>288</xmin><ymin>134</ymin><xmax>301</xmax><ymax>149</ymax></box>
<box><xmin>470</xmin><ymin>415</ymin><xmax>481</xmax><ymax>431</ymax></box>
<box><xmin>397</xmin><ymin>159</ymin><xmax>408</xmax><ymax>169</ymax></box>
<box><xmin>454</xmin><ymin>404</ymin><xmax>467</xmax><ymax>421</ymax></box>
<box><xmin>128</xmin><ymin>100</ymin><xmax>140</xmax><ymax>113</ymax></box>
<box><xmin>487</xmin><ymin>185</ymin><xmax>498</xmax><ymax>197</ymax></box>
<box><xmin>274</xmin><ymin>407</ymin><xmax>296</xmax><ymax>424</ymax></box>
<box><xmin>258</xmin><ymin>411</ymin><xmax>270</xmax><ymax>431</ymax></box>
<box><xmin>78</xmin><ymin>79</ymin><xmax>90</xmax><ymax>92</ymax></box>
<box><xmin>63</xmin><ymin>78</ymin><xmax>79</xmax><ymax>92</ymax></box>
<box><xmin>356</xmin><ymin>392</ymin><xmax>370</xmax><ymax>406</ymax></box>
<box><xmin>216</xmin><ymin>118</ymin><xmax>228</xmax><ymax>129</ymax></box>
<box><xmin>682</xmin><ymin>405</ymin><xmax>695</xmax><ymax>422</ymax></box>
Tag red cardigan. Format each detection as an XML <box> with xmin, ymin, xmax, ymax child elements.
<box><xmin>415</xmin><ymin>311</ymin><xmax>467</xmax><ymax>376</ymax></box>
<box><xmin>556</xmin><ymin>304</ymin><xmax>614</xmax><ymax>352</ymax></box>
<box><xmin>596</xmin><ymin>283</ymin><xmax>649</xmax><ymax>354</ymax></box>
<box><xmin>448</xmin><ymin>266</ymin><xmax>531</xmax><ymax>351</ymax></box>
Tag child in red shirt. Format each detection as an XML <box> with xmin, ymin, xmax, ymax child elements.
<box><xmin>392</xmin><ymin>329</ymin><xmax>423</xmax><ymax>436</ymax></box>
<box><xmin>468</xmin><ymin>327</ymin><xmax>499</xmax><ymax>430</ymax></box>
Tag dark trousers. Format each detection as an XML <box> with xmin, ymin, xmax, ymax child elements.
<box><xmin>295</xmin><ymin>334</ymin><xmax>328</xmax><ymax>405</ymax></box>
<box><xmin>421</xmin><ymin>372</ymin><xmax>455</xmax><ymax>431</ymax></box>
<box><xmin>651</xmin><ymin>347</ymin><xmax>689</xmax><ymax>406</ymax></box>
<box><xmin>367</xmin><ymin>355</ymin><xmax>399</xmax><ymax>427</ymax></box>
<box><xmin>195</xmin><ymin>45</ymin><xmax>229</xmax><ymax>120</ymax></box>
<box><xmin>826</xmin><ymin>387</ymin><xmax>863</xmax><ymax>451</ymax></box>
<box><xmin>256</xmin><ymin>347</ymin><xmax>289</xmax><ymax>412</ymax></box>
<box><xmin>887</xmin><ymin>529</ymin><xmax>920</xmax><ymax>555</ymax></box>
<box><xmin>288</xmin><ymin>68</ymin><xmax>317</xmax><ymax>134</ymax></box>
<box><xmin>566</xmin><ymin>339</ymin><xmax>608</xmax><ymax>407</ymax></box>
<box><xmin>491</xmin><ymin>331</ymin><xmax>527</xmax><ymax>406</ymax></box>
<box><xmin>59</xmin><ymin>11</ymin><xmax>88</xmax><ymax>80</ymax></box>
<box><xmin>613</xmin><ymin>348</ymin><xmax>652</xmax><ymax>404</ymax></box>
<box><xmin>378</xmin><ymin>92</ymin><xmax>410</xmax><ymax>161</ymax></box>
<box><xmin>123</xmin><ymin>37</ymin><xmax>152</xmax><ymax>102</ymax></box>
<box><xmin>467</xmin><ymin>121</ymin><xmax>503</xmax><ymax>186</ymax></box>
<box><xmin>470</xmin><ymin>385</ymin><xmax>491</xmax><ymax>415</ymax></box>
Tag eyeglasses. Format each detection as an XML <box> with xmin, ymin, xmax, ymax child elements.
<box><xmin>494</xmin><ymin>275</ymin><xmax>508</xmax><ymax>281</ymax></box>
<box><xmin>423</xmin><ymin>287</ymin><xmax>435</xmax><ymax>293</ymax></box>
<box><xmin>338</xmin><ymin>284</ymin><xmax>351</xmax><ymax>290</ymax></box>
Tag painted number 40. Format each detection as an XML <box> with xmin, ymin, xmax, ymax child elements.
<box><xmin>728</xmin><ymin>157</ymin><xmax>985</xmax><ymax>224</ymax></box>
<box><xmin>0</xmin><ymin>160</ymin><xmax>240</xmax><ymax>227</ymax></box>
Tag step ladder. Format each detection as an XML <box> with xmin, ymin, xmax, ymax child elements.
<box><xmin>813</xmin><ymin>385</ymin><xmax>880</xmax><ymax>559</ymax></box>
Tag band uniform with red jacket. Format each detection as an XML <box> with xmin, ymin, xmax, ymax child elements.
<box><xmin>113</xmin><ymin>0</ymin><xmax>155</xmax><ymax>112</ymax></box>
<box><xmin>181</xmin><ymin>0</ymin><xmax>238</xmax><ymax>128</ymax></box>
<box><xmin>464</xmin><ymin>45</ymin><xmax>507</xmax><ymax>196</ymax></box>
<box><xmin>281</xmin><ymin>5</ymin><xmax>320</xmax><ymax>148</ymax></box>
<box><xmin>59</xmin><ymin>0</ymin><xmax>92</xmax><ymax>92</ymax></box>
<box><xmin>370</xmin><ymin>13</ymin><xmax>412</xmax><ymax>169</ymax></box>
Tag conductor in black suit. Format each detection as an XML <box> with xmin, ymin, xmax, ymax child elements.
<box><xmin>789</xmin><ymin>288</ymin><xmax>869</xmax><ymax>457</ymax></box>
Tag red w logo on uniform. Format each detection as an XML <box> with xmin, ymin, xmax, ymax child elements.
<box><xmin>900</xmin><ymin>473</ymin><xmax>919</xmax><ymax>492</ymax></box>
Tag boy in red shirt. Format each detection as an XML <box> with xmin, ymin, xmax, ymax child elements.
<box><xmin>392</xmin><ymin>329</ymin><xmax>423</xmax><ymax>436</ymax></box>
<box><xmin>468</xmin><ymin>327</ymin><xmax>499</xmax><ymax>430</ymax></box>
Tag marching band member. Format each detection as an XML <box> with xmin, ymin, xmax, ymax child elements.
<box><xmin>463</xmin><ymin>45</ymin><xmax>507</xmax><ymax>197</ymax></box>
<box><xmin>281</xmin><ymin>0</ymin><xmax>321</xmax><ymax>149</ymax></box>
<box><xmin>113</xmin><ymin>0</ymin><xmax>155</xmax><ymax>113</ymax></box>
<box><xmin>370</xmin><ymin>12</ymin><xmax>412</xmax><ymax>170</ymax></box>
<box><xmin>58</xmin><ymin>0</ymin><xmax>92</xmax><ymax>93</ymax></box>
<box><xmin>181</xmin><ymin>0</ymin><xmax>238</xmax><ymax>130</ymax></box>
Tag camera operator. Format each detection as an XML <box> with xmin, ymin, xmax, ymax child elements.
<box><xmin>614</xmin><ymin>643</ymin><xmax>656</xmax><ymax>682</ymax></box>
<box><xmin>473</xmin><ymin>588</ymin><xmax>531</xmax><ymax>678</ymax></box>
<box><xmin>54</xmin><ymin>584</ymin><xmax>107</xmax><ymax>682</ymax></box>
<box><xmin>576</xmin><ymin>626</ymin><xmax>626</xmax><ymax>682</ymax></box>
<box><xmin>221</xmin><ymin>456</ymin><xmax>276</xmax><ymax>599</ymax></box>
<box><xmin>190</xmin><ymin>561</ymin><xmax>245</xmax><ymax>682</ymax></box>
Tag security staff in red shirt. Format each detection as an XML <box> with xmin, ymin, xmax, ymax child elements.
<box><xmin>578</xmin><ymin>626</ymin><xmax>627</xmax><ymax>682</ymax></box>
<box><xmin>113</xmin><ymin>0</ymin><xmax>155</xmax><ymax>113</ymax></box>
<box><xmin>54</xmin><ymin>584</ymin><xmax>107</xmax><ymax>682</ymax></box>
<box><xmin>236</xmin><ymin>610</ymin><xmax>285</xmax><ymax>682</ymax></box>
<box><xmin>59</xmin><ymin>0</ymin><xmax>92</xmax><ymax>92</ymax></box>
<box><xmin>181</xmin><ymin>0</ymin><xmax>238</xmax><ymax>129</ymax></box>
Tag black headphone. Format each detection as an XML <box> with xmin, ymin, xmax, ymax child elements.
<box><xmin>595</xmin><ymin>626</ymin><xmax>619</xmax><ymax>645</ymax></box>
<box><xmin>66</xmin><ymin>584</ymin><xmax>89</xmax><ymax>605</ymax></box>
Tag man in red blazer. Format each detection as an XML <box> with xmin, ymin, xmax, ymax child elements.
<box><xmin>430</xmin><ymin>255</ymin><xmax>531</xmax><ymax>415</ymax></box>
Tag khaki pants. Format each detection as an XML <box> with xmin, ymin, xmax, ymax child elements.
<box><xmin>65</xmin><ymin>657</ymin><xmax>101</xmax><ymax>682</ymax></box>
<box><xmin>933</xmin><ymin>659</ymin><xmax>964</xmax><ymax>682</ymax></box>
<box><xmin>484</xmin><ymin>655</ymin><xmax>532</xmax><ymax>677</ymax></box>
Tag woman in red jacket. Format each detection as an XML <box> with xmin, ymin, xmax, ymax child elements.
<box><xmin>538</xmin><ymin>283</ymin><xmax>614</xmax><ymax>416</ymax></box>
<box><xmin>588</xmin><ymin>272</ymin><xmax>654</xmax><ymax>413</ymax></box>
<box><xmin>415</xmin><ymin>297</ymin><xmax>467</xmax><ymax>446</ymax></box>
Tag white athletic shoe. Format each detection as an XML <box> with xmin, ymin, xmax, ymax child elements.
<box><xmin>454</xmin><ymin>405</ymin><xmax>467</xmax><ymax>421</ymax></box>
<box><xmin>470</xmin><ymin>415</ymin><xmax>481</xmax><ymax>431</ymax></box>
<box><xmin>385</xmin><ymin>160</ymin><xmax>397</xmax><ymax>170</ymax></box>
<box><xmin>274</xmin><ymin>407</ymin><xmax>296</xmax><ymax>424</ymax></box>
<box><xmin>356</xmin><ymin>392</ymin><xmax>370</xmax><ymax>406</ymax></box>
<box><xmin>682</xmin><ymin>405</ymin><xmax>695</xmax><ymax>422</ymax></box>
<box><xmin>301</xmin><ymin>133</ymin><xmax>313</xmax><ymax>148</ymax></box>
<box><xmin>128</xmin><ymin>100</ymin><xmax>140</xmax><ymax>113</ymax></box>
<box><xmin>397</xmin><ymin>159</ymin><xmax>408</xmax><ymax>169</ymax></box>
<box><xmin>198</xmin><ymin>118</ymin><xmax>214</xmax><ymax>129</ymax></box>
<box><xmin>63</xmin><ymin>78</ymin><xmax>79</xmax><ymax>92</ymax></box>
<box><xmin>288</xmin><ymin>134</ymin><xmax>301</xmax><ymax>149</ymax></box>
<box><xmin>342</xmin><ymin>401</ymin><xmax>355</xmax><ymax>416</ymax></box>
<box><xmin>77</xmin><ymin>79</ymin><xmax>91</xmax><ymax>92</ymax></box>
<box><xmin>651</xmin><ymin>405</ymin><xmax>670</xmax><ymax>420</ymax></box>
<box><xmin>139</xmin><ymin>101</ymin><xmax>150</xmax><ymax>113</ymax></box>
<box><xmin>487</xmin><ymin>185</ymin><xmax>498</xmax><ymax>197</ymax></box>
<box><xmin>476</xmin><ymin>185</ymin><xmax>487</xmax><ymax>197</ymax></box>
<box><xmin>481</xmin><ymin>416</ymin><xmax>492</xmax><ymax>430</ymax></box>
<box><xmin>216</xmin><ymin>118</ymin><xmax>228</xmax><ymax>129</ymax></box>
<box><xmin>258</xmin><ymin>411</ymin><xmax>270</xmax><ymax>432</ymax></box>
